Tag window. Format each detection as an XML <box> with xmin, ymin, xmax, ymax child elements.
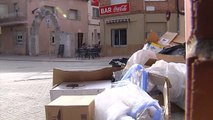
<box><xmin>16</xmin><ymin>32</ymin><xmax>23</xmax><ymax>45</ymax></box>
<box><xmin>67</xmin><ymin>9</ymin><xmax>79</xmax><ymax>20</ymax></box>
<box><xmin>92</xmin><ymin>8</ymin><xmax>99</xmax><ymax>18</ymax></box>
<box><xmin>50</xmin><ymin>35</ymin><xmax>55</xmax><ymax>44</ymax></box>
<box><xmin>111</xmin><ymin>29</ymin><xmax>127</xmax><ymax>46</ymax></box>
<box><xmin>111</xmin><ymin>0</ymin><xmax>127</xmax><ymax>5</ymax></box>
<box><xmin>97</xmin><ymin>33</ymin><xmax>100</xmax><ymax>39</ymax></box>
<box><xmin>0</xmin><ymin>4</ymin><xmax>8</xmax><ymax>17</ymax></box>
<box><xmin>13</xmin><ymin>3</ymin><xmax>19</xmax><ymax>16</ymax></box>
<box><xmin>50</xmin><ymin>31</ymin><xmax>56</xmax><ymax>44</ymax></box>
<box><xmin>44</xmin><ymin>6</ymin><xmax>56</xmax><ymax>14</ymax></box>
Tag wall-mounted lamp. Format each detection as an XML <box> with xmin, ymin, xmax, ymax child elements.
<box><xmin>63</xmin><ymin>14</ymin><xmax>67</xmax><ymax>18</ymax></box>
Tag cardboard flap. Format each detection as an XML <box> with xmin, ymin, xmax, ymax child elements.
<box><xmin>172</xmin><ymin>35</ymin><xmax>185</xmax><ymax>44</ymax></box>
<box><xmin>146</xmin><ymin>31</ymin><xmax>160</xmax><ymax>43</ymax></box>
<box><xmin>144</xmin><ymin>58</ymin><xmax>157</xmax><ymax>67</ymax></box>
<box><xmin>148</xmin><ymin>73</ymin><xmax>172</xmax><ymax>88</ymax></box>
<box><xmin>53</xmin><ymin>67</ymin><xmax>123</xmax><ymax>86</ymax></box>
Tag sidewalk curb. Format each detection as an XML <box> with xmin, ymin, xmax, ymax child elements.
<box><xmin>0</xmin><ymin>56</ymin><xmax>114</xmax><ymax>63</ymax></box>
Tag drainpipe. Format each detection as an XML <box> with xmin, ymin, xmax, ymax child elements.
<box><xmin>103</xmin><ymin>17</ymin><xmax>106</xmax><ymax>56</ymax></box>
<box><xmin>143</xmin><ymin>0</ymin><xmax>146</xmax><ymax>41</ymax></box>
<box><xmin>176</xmin><ymin>0</ymin><xmax>185</xmax><ymax>34</ymax></box>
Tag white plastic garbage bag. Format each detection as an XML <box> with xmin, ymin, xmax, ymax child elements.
<box><xmin>146</xmin><ymin>60</ymin><xmax>186</xmax><ymax>110</ymax></box>
<box><xmin>121</xmin><ymin>64</ymin><xmax>154</xmax><ymax>92</ymax></box>
<box><xmin>124</xmin><ymin>49</ymin><xmax>157</xmax><ymax>70</ymax></box>
<box><xmin>95</xmin><ymin>82</ymin><xmax>162</xmax><ymax>120</ymax></box>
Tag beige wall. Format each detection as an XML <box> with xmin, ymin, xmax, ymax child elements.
<box><xmin>101</xmin><ymin>13</ymin><xmax>178</xmax><ymax>56</ymax></box>
<box><xmin>101</xmin><ymin>14</ymin><xmax>145</xmax><ymax>56</ymax></box>
<box><xmin>179</xmin><ymin>14</ymin><xmax>185</xmax><ymax>37</ymax></box>
<box><xmin>88</xmin><ymin>0</ymin><xmax>100</xmax><ymax>46</ymax></box>
<box><xmin>145</xmin><ymin>13</ymin><xmax>178</xmax><ymax>33</ymax></box>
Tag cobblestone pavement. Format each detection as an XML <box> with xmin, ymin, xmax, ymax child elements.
<box><xmin>0</xmin><ymin>79</ymin><xmax>52</xmax><ymax>120</ymax></box>
<box><xmin>0</xmin><ymin>56</ymin><xmax>113</xmax><ymax>120</ymax></box>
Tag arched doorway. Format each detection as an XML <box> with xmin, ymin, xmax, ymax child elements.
<box><xmin>29</xmin><ymin>6</ymin><xmax>61</xmax><ymax>56</ymax></box>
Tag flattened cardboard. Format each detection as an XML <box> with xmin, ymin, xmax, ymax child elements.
<box><xmin>158</xmin><ymin>32</ymin><xmax>178</xmax><ymax>46</ymax></box>
<box><xmin>45</xmin><ymin>95</ymin><xmax>95</xmax><ymax>120</ymax></box>
<box><xmin>145</xmin><ymin>54</ymin><xmax>185</xmax><ymax>66</ymax></box>
<box><xmin>156</xmin><ymin>54</ymin><xmax>185</xmax><ymax>63</ymax></box>
<box><xmin>53</xmin><ymin>67</ymin><xmax>123</xmax><ymax>86</ymax></box>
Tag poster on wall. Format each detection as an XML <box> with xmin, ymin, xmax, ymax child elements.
<box><xmin>91</xmin><ymin>0</ymin><xmax>99</xmax><ymax>6</ymax></box>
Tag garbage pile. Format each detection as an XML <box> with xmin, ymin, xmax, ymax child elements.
<box><xmin>46</xmin><ymin>31</ymin><xmax>186</xmax><ymax>120</ymax></box>
<box><xmin>95</xmin><ymin>31</ymin><xmax>186</xmax><ymax>120</ymax></box>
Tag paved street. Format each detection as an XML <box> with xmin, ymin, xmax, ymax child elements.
<box><xmin>0</xmin><ymin>56</ymin><xmax>113</xmax><ymax>120</ymax></box>
<box><xmin>0</xmin><ymin>55</ymin><xmax>184</xmax><ymax>120</ymax></box>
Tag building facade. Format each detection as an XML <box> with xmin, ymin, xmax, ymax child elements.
<box><xmin>0</xmin><ymin>0</ymin><xmax>89</xmax><ymax>57</ymax></box>
<box><xmin>99</xmin><ymin>0</ymin><xmax>184</xmax><ymax>56</ymax></box>
<box><xmin>88</xmin><ymin>0</ymin><xmax>100</xmax><ymax>47</ymax></box>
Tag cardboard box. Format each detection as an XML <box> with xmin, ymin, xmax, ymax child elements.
<box><xmin>50</xmin><ymin>80</ymin><xmax>111</xmax><ymax>101</ymax></box>
<box><xmin>51</xmin><ymin>67</ymin><xmax>172</xmax><ymax>119</ymax></box>
<box><xmin>148</xmin><ymin>73</ymin><xmax>172</xmax><ymax>120</ymax></box>
<box><xmin>53</xmin><ymin>67</ymin><xmax>123</xmax><ymax>86</ymax></box>
<box><xmin>45</xmin><ymin>95</ymin><xmax>95</xmax><ymax>120</ymax></box>
<box><xmin>146</xmin><ymin>31</ymin><xmax>160</xmax><ymax>43</ymax></box>
<box><xmin>147</xmin><ymin>31</ymin><xmax>185</xmax><ymax>47</ymax></box>
<box><xmin>51</xmin><ymin>67</ymin><xmax>122</xmax><ymax>101</ymax></box>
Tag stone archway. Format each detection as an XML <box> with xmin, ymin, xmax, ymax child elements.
<box><xmin>29</xmin><ymin>7</ymin><xmax>61</xmax><ymax>56</ymax></box>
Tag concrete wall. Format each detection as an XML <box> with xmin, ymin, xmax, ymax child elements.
<box><xmin>145</xmin><ymin>13</ymin><xmax>178</xmax><ymax>33</ymax></box>
<box><xmin>88</xmin><ymin>0</ymin><xmax>100</xmax><ymax>46</ymax></box>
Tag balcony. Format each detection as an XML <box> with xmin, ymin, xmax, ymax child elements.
<box><xmin>0</xmin><ymin>12</ymin><xmax>27</xmax><ymax>26</ymax></box>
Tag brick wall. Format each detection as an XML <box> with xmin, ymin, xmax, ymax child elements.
<box><xmin>145</xmin><ymin>0</ymin><xmax>176</xmax><ymax>13</ymax></box>
<box><xmin>99</xmin><ymin>0</ymin><xmax>184</xmax><ymax>14</ymax></box>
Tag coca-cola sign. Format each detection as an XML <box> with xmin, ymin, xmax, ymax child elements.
<box><xmin>99</xmin><ymin>3</ymin><xmax>130</xmax><ymax>15</ymax></box>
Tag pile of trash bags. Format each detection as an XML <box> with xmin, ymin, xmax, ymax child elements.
<box><xmin>95</xmin><ymin>33</ymin><xmax>186</xmax><ymax>120</ymax></box>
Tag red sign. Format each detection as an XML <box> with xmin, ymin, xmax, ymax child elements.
<box><xmin>99</xmin><ymin>3</ymin><xmax>130</xmax><ymax>15</ymax></box>
<box><xmin>91</xmin><ymin>0</ymin><xmax>99</xmax><ymax>6</ymax></box>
